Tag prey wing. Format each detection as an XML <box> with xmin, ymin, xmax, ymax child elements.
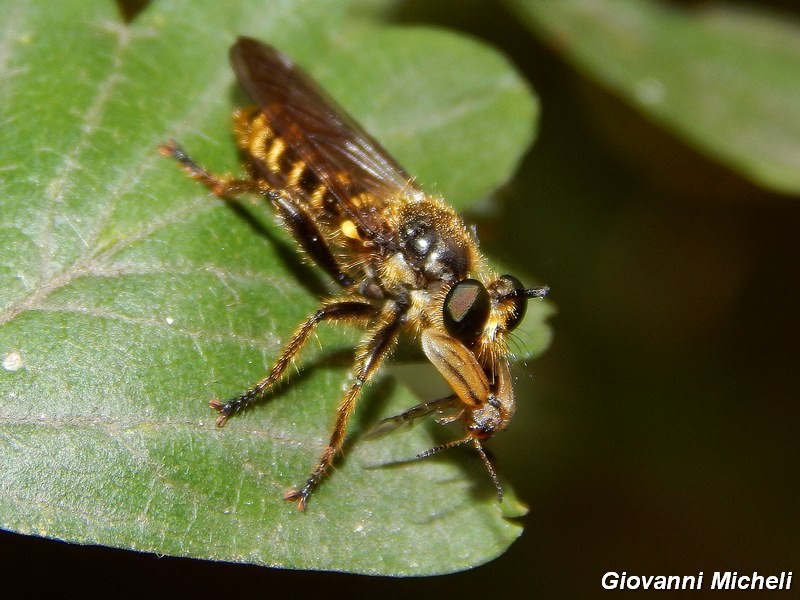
<box><xmin>364</xmin><ymin>396</ymin><xmax>460</xmax><ymax>440</ymax></box>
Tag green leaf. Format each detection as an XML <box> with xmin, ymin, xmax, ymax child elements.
<box><xmin>509</xmin><ymin>0</ymin><xmax>800</xmax><ymax>195</ymax></box>
<box><xmin>0</xmin><ymin>0</ymin><xmax>547</xmax><ymax>575</ymax></box>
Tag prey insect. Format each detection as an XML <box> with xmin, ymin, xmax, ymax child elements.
<box><xmin>162</xmin><ymin>37</ymin><xmax>549</xmax><ymax>511</ymax></box>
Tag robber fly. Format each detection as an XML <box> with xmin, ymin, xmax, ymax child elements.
<box><xmin>161</xmin><ymin>37</ymin><xmax>549</xmax><ymax>511</ymax></box>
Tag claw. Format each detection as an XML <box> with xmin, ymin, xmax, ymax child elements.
<box><xmin>208</xmin><ymin>399</ymin><xmax>232</xmax><ymax>427</ymax></box>
<box><xmin>283</xmin><ymin>489</ymin><xmax>308</xmax><ymax>512</ymax></box>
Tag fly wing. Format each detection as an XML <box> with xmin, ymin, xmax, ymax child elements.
<box><xmin>230</xmin><ymin>37</ymin><xmax>421</xmax><ymax>241</ymax></box>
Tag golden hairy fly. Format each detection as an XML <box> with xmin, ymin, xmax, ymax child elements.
<box><xmin>161</xmin><ymin>37</ymin><xmax>549</xmax><ymax>511</ymax></box>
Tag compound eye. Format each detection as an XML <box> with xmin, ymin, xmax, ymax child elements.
<box><xmin>498</xmin><ymin>274</ymin><xmax>526</xmax><ymax>331</ymax></box>
<box><xmin>443</xmin><ymin>279</ymin><xmax>491</xmax><ymax>344</ymax></box>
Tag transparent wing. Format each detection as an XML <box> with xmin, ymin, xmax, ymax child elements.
<box><xmin>364</xmin><ymin>395</ymin><xmax>460</xmax><ymax>440</ymax></box>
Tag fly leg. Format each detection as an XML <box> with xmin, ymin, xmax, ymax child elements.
<box><xmin>162</xmin><ymin>142</ymin><xmax>354</xmax><ymax>288</ymax></box>
<box><xmin>285</xmin><ymin>305</ymin><xmax>403</xmax><ymax>511</ymax></box>
<box><xmin>160</xmin><ymin>141</ymin><xmax>266</xmax><ymax>197</ymax></box>
<box><xmin>270</xmin><ymin>191</ymin><xmax>354</xmax><ymax>288</ymax></box>
<box><xmin>211</xmin><ymin>300</ymin><xmax>378</xmax><ymax>425</ymax></box>
<box><xmin>419</xmin><ymin>329</ymin><xmax>510</xmax><ymax>501</ymax></box>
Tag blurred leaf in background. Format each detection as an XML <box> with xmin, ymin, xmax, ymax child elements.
<box><xmin>509</xmin><ymin>0</ymin><xmax>800</xmax><ymax>195</ymax></box>
<box><xmin>490</xmin><ymin>1</ymin><xmax>800</xmax><ymax>597</ymax></box>
<box><xmin>0</xmin><ymin>0</ymin><xmax>548</xmax><ymax>575</ymax></box>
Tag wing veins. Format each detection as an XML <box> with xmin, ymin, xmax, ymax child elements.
<box><xmin>230</xmin><ymin>37</ymin><xmax>421</xmax><ymax>239</ymax></box>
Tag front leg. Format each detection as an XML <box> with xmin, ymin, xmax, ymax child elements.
<box><xmin>284</xmin><ymin>304</ymin><xmax>404</xmax><ymax>511</ymax></box>
<box><xmin>419</xmin><ymin>329</ymin><xmax>514</xmax><ymax>501</ymax></box>
<box><xmin>420</xmin><ymin>329</ymin><xmax>491</xmax><ymax>408</ymax></box>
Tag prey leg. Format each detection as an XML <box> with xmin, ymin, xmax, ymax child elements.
<box><xmin>212</xmin><ymin>300</ymin><xmax>377</xmax><ymax>425</ymax></box>
<box><xmin>416</xmin><ymin>437</ymin><xmax>504</xmax><ymax>502</ymax></box>
<box><xmin>285</xmin><ymin>306</ymin><xmax>403</xmax><ymax>511</ymax></box>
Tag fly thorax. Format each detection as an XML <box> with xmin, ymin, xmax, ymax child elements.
<box><xmin>397</xmin><ymin>201</ymin><xmax>472</xmax><ymax>284</ymax></box>
<box><xmin>380</xmin><ymin>251</ymin><xmax>422</xmax><ymax>289</ymax></box>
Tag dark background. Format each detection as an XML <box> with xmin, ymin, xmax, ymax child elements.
<box><xmin>2</xmin><ymin>1</ymin><xmax>798</xmax><ymax>597</ymax></box>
